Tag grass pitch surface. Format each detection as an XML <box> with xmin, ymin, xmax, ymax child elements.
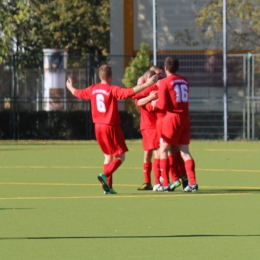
<box><xmin>0</xmin><ymin>140</ymin><xmax>260</xmax><ymax>259</ymax></box>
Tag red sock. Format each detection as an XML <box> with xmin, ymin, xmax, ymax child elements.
<box><xmin>168</xmin><ymin>154</ymin><xmax>179</xmax><ymax>182</ymax></box>
<box><xmin>153</xmin><ymin>158</ymin><xmax>161</xmax><ymax>185</ymax></box>
<box><xmin>175</xmin><ymin>152</ymin><xmax>187</xmax><ymax>178</ymax></box>
<box><xmin>107</xmin><ymin>175</ymin><xmax>113</xmax><ymax>188</ymax></box>
<box><xmin>105</xmin><ymin>158</ymin><xmax>122</xmax><ymax>175</ymax></box>
<box><xmin>143</xmin><ymin>162</ymin><xmax>152</xmax><ymax>184</ymax></box>
<box><xmin>103</xmin><ymin>164</ymin><xmax>112</xmax><ymax>188</ymax></box>
<box><xmin>160</xmin><ymin>158</ymin><xmax>169</xmax><ymax>186</ymax></box>
<box><xmin>184</xmin><ymin>159</ymin><xmax>196</xmax><ymax>185</ymax></box>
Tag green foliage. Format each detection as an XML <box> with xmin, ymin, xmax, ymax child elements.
<box><xmin>195</xmin><ymin>0</ymin><xmax>260</xmax><ymax>51</ymax></box>
<box><xmin>122</xmin><ymin>42</ymin><xmax>152</xmax><ymax>88</ymax></box>
<box><xmin>0</xmin><ymin>0</ymin><xmax>110</xmax><ymax>67</ymax></box>
<box><xmin>122</xmin><ymin>42</ymin><xmax>152</xmax><ymax>130</ymax></box>
<box><xmin>173</xmin><ymin>0</ymin><xmax>260</xmax><ymax>51</ymax></box>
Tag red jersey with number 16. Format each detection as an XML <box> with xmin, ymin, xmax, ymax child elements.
<box><xmin>74</xmin><ymin>83</ymin><xmax>134</xmax><ymax>125</ymax></box>
<box><xmin>156</xmin><ymin>74</ymin><xmax>189</xmax><ymax>115</ymax></box>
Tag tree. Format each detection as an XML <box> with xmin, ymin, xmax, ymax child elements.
<box><xmin>0</xmin><ymin>0</ymin><xmax>110</xmax><ymax>67</ymax></box>
<box><xmin>195</xmin><ymin>0</ymin><xmax>260</xmax><ymax>51</ymax></box>
<box><xmin>122</xmin><ymin>42</ymin><xmax>152</xmax><ymax>130</ymax></box>
<box><xmin>122</xmin><ymin>42</ymin><xmax>152</xmax><ymax>88</ymax></box>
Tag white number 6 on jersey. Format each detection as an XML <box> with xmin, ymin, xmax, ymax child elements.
<box><xmin>96</xmin><ymin>94</ymin><xmax>106</xmax><ymax>112</ymax></box>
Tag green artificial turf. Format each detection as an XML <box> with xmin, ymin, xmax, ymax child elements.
<box><xmin>0</xmin><ymin>140</ymin><xmax>260</xmax><ymax>259</ymax></box>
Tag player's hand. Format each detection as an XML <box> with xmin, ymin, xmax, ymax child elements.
<box><xmin>151</xmin><ymin>99</ymin><xmax>158</xmax><ymax>110</ymax></box>
<box><xmin>147</xmin><ymin>74</ymin><xmax>158</xmax><ymax>85</ymax></box>
<box><xmin>66</xmin><ymin>77</ymin><xmax>73</xmax><ymax>89</ymax></box>
<box><xmin>66</xmin><ymin>77</ymin><xmax>76</xmax><ymax>95</ymax></box>
<box><xmin>149</xmin><ymin>90</ymin><xmax>158</xmax><ymax>100</ymax></box>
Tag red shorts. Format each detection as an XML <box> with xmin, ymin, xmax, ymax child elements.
<box><xmin>156</xmin><ymin>117</ymin><xmax>164</xmax><ymax>141</ymax></box>
<box><xmin>95</xmin><ymin>124</ymin><xmax>128</xmax><ymax>156</ymax></box>
<box><xmin>161</xmin><ymin>113</ymin><xmax>190</xmax><ymax>146</ymax></box>
<box><xmin>141</xmin><ymin>128</ymin><xmax>159</xmax><ymax>151</ymax></box>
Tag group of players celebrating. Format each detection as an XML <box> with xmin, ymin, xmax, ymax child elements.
<box><xmin>66</xmin><ymin>56</ymin><xmax>198</xmax><ymax>194</ymax></box>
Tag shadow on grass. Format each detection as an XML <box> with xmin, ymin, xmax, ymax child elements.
<box><xmin>206</xmin><ymin>189</ymin><xmax>259</xmax><ymax>194</ymax></box>
<box><xmin>185</xmin><ymin>189</ymin><xmax>260</xmax><ymax>194</ymax></box>
<box><xmin>0</xmin><ymin>234</ymin><xmax>259</xmax><ymax>240</ymax></box>
<box><xmin>131</xmin><ymin>188</ymin><xmax>260</xmax><ymax>196</ymax></box>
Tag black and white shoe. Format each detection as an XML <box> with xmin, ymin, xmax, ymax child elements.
<box><xmin>183</xmin><ymin>183</ymin><xmax>199</xmax><ymax>192</ymax></box>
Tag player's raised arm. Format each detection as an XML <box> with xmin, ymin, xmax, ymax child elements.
<box><xmin>132</xmin><ymin>74</ymin><xmax>158</xmax><ymax>94</ymax></box>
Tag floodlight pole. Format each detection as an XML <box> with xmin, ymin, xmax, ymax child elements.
<box><xmin>152</xmin><ymin>0</ymin><xmax>157</xmax><ymax>65</ymax></box>
<box><xmin>223</xmin><ymin>0</ymin><xmax>228</xmax><ymax>141</ymax></box>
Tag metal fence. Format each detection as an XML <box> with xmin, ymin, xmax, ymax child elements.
<box><xmin>0</xmin><ymin>53</ymin><xmax>259</xmax><ymax>140</ymax></box>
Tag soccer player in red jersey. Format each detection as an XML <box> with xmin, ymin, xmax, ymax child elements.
<box><xmin>133</xmin><ymin>70</ymin><xmax>160</xmax><ymax>190</ymax></box>
<box><xmin>153</xmin><ymin>56</ymin><xmax>198</xmax><ymax>192</ymax></box>
<box><xmin>66</xmin><ymin>65</ymin><xmax>158</xmax><ymax>194</ymax></box>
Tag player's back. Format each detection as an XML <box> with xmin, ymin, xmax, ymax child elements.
<box><xmin>133</xmin><ymin>84</ymin><xmax>158</xmax><ymax>130</ymax></box>
<box><xmin>89</xmin><ymin>83</ymin><xmax>133</xmax><ymax>125</ymax></box>
<box><xmin>138</xmin><ymin>102</ymin><xmax>157</xmax><ymax>131</ymax></box>
<box><xmin>161</xmin><ymin>74</ymin><xmax>189</xmax><ymax>114</ymax></box>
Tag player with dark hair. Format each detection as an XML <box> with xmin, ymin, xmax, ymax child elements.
<box><xmin>137</xmin><ymin>65</ymin><xmax>164</xmax><ymax>85</ymax></box>
<box><xmin>152</xmin><ymin>57</ymin><xmax>198</xmax><ymax>192</ymax></box>
<box><xmin>66</xmin><ymin>65</ymin><xmax>157</xmax><ymax>194</ymax></box>
<box><xmin>154</xmin><ymin>66</ymin><xmax>165</xmax><ymax>80</ymax></box>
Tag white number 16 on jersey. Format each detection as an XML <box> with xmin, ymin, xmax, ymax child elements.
<box><xmin>174</xmin><ymin>84</ymin><xmax>188</xmax><ymax>102</ymax></box>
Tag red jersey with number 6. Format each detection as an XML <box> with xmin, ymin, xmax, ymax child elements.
<box><xmin>74</xmin><ymin>83</ymin><xmax>134</xmax><ymax>125</ymax></box>
<box><xmin>156</xmin><ymin>74</ymin><xmax>189</xmax><ymax>115</ymax></box>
